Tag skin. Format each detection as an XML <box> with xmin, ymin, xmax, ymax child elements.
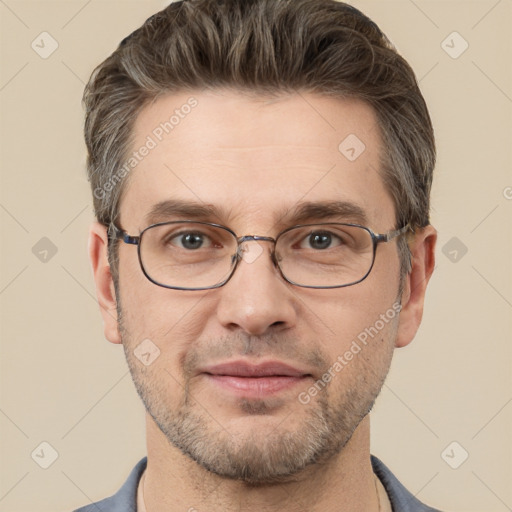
<box><xmin>89</xmin><ymin>90</ymin><xmax>436</xmax><ymax>512</ymax></box>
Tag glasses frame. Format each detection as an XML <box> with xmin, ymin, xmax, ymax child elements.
<box><xmin>108</xmin><ymin>220</ymin><xmax>410</xmax><ymax>291</ymax></box>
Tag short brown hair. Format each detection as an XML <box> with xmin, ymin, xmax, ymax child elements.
<box><xmin>83</xmin><ymin>0</ymin><xmax>435</xmax><ymax>283</ymax></box>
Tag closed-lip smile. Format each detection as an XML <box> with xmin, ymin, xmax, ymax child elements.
<box><xmin>199</xmin><ymin>360</ymin><xmax>312</xmax><ymax>397</ymax></box>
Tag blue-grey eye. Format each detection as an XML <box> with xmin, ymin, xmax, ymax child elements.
<box><xmin>171</xmin><ymin>232</ymin><xmax>211</xmax><ymax>250</ymax></box>
<box><xmin>300</xmin><ymin>231</ymin><xmax>341</xmax><ymax>250</ymax></box>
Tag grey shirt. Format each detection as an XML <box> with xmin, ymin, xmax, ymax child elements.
<box><xmin>73</xmin><ymin>455</ymin><xmax>443</xmax><ymax>512</ymax></box>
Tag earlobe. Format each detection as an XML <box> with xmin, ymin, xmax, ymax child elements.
<box><xmin>88</xmin><ymin>222</ymin><xmax>122</xmax><ymax>344</ymax></box>
<box><xmin>395</xmin><ymin>225</ymin><xmax>437</xmax><ymax>348</ymax></box>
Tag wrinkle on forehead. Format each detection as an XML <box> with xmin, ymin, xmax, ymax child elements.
<box><xmin>120</xmin><ymin>90</ymin><xmax>395</xmax><ymax>232</ymax></box>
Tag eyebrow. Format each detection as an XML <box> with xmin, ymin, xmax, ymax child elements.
<box><xmin>143</xmin><ymin>199</ymin><xmax>369</xmax><ymax>228</ymax></box>
<box><xmin>144</xmin><ymin>199</ymin><xmax>223</xmax><ymax>226</ymax></box>
<box><xmin>283</xmin><ymin>200</ymin><xmax>369</xmax><ymax>226</ymax></box>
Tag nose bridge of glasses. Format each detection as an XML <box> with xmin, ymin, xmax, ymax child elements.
<box><xmin>237</xmin><ymin>235</ymin><xmax>276</xmax><ymax>244</ymax></box>
<box><xmin>235</xmin><ymin>235</ymin><xmax>277</xmax><ymax>263</ymax></box>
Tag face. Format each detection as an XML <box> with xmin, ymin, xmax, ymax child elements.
<box><xmin>112</xmin><ymin>90</ymin><xmax>404</xmax><ymax>484</ymax></box>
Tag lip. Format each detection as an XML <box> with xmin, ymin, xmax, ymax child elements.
<box><xmin>200</xmin><ymin>360</ymin><xmax>310</xmax><ymax>378</ymax></box>
<box><xmin>200</xmin><ymin>360</ymin><xmax>312</xmax><ymax>398</ymax></box>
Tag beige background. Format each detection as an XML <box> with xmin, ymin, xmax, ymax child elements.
<box><xmin>0</xmin><ymin>1</ymin><xmax>511</xmax><ymax>511</ymax></box>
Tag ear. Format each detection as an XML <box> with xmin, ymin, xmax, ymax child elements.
<box><xmin>395</xmin><ymin>225</ymin><xmax>437</xmax><ymax>348</ymax></box>
<box><xmin>88</xmin><ymin>222</ymin><xmax>121</xmax><ymax>344</ymax></box>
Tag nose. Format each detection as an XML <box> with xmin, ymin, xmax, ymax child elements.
<box><xmin>215</xmin><ymin>241</ymin><xmax>297</xmax><ymax>336</ymax></box>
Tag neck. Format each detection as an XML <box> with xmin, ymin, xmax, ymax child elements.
<box><xmin>140</xmin><ymin>413</ymin><xmax>383</xmax><ymax>512</ymax></box>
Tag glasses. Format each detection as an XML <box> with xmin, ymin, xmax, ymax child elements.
<box><xmin>108</xmin><ymin>221</ymin><xmax>410</xmax><ymax>291</ymax></box>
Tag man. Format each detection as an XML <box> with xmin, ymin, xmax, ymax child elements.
<box><xmin>77</xmin><ymin>0</ymin><xmax>441</xmax><ymax>510</ymax></box>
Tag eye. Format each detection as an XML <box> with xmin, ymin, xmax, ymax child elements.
<box><xmin>169</xmin><ymin>231</ymin><xmax>213</xmax><ymax>250</ymax></box>
<box><xmin>300</xmin><ymin>231</ymin><xmax>342</xmax><ymax>250</ymax></box>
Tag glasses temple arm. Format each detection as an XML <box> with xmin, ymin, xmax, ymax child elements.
<box><xmin>375</xmin><ymin>223</ymin><xmax>412</xmax><ymax>243</ymax></box>
<box><xmin>107</xmin><ymin>223</ymin><xmax>139</xmax><ymax>245</ymax></box>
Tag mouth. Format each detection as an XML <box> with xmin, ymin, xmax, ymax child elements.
<box><xmin>200</xmin><ymin>360</ymin><xmax>312</xmax><ymax>398</ymax></box>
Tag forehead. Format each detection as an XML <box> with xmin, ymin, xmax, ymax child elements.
<box><xmin>119</xmin><ymin>89</ymin><xmax>395</xmax><ymax>231</ymax></box>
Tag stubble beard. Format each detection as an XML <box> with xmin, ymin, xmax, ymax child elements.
<box><xmin>120</xmin><ymin>325</ymin><xmax>393</xmax><ymax>486</ymax></box>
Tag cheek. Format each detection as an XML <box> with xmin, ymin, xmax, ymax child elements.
<box><xmin>326</xmin><ymin>306</ymin><xmax>398</xmax><ymax>364</ymax></box>
<box><xmin>295</xmin><ymin>281</ymin><xmax>400</xmax><ymax>396</ymax></box>
<box><xmin>118</xmin><ymin>288</ymin><xmax>207</xmax><ymax>405</ymax></box>
<box><xmin>369</xmin><ymin>243</ymin><xmax>402</xmax><ymax>295</ymax></box>
<box><xmin>117</xmin><ymin>251</ymin><xmax>214</xmax><ymax>370</ymax></box>
<box><xmin>321</xmin><ymin>317</ymin><xmax>397</xmax><ymax>399</ymax></box>
<box><xmin>297</xmin><ymin>275</ymin><xmax>400</xmax><ymax>343</ymax></box>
